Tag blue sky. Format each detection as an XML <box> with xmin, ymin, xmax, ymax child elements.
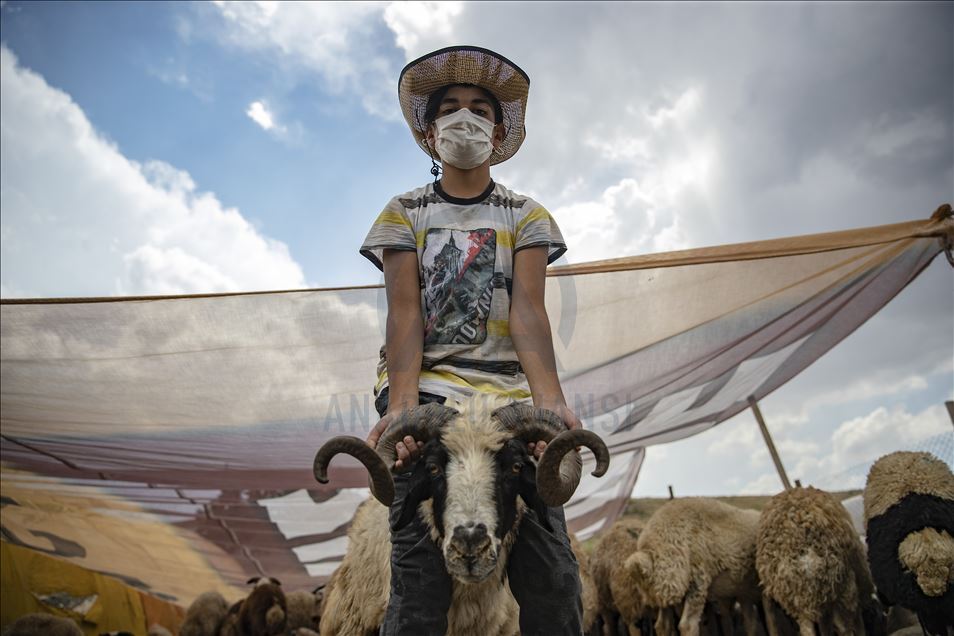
<box><xmin>1</xmin><ymin>1</ymin><xmax>421</xmax><ymax>289</ymax></box>
<box><xmin>1</xmin><ymin>1</ymin><xmax>951</xmax><ymax>496</ymax></box>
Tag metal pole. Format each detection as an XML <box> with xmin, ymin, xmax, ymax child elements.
<box><xmin>748</xmin><ymin>395</ymin><xmax>792</xmax><ymax>491</ymax></box>
<box><xmin>946</xmin><ymin>401</ymin><xmax>954</xmax><ymax>430</ymax></box>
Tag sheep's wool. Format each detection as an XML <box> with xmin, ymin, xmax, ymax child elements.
<box><xmin>863</xmin><ymin>451</ymin><xmax>954</xmax><ymax>524</ymax></box>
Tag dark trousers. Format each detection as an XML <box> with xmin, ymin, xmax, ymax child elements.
<box><xmin>375</xmin><ymin>388</ymin><xmax>584</xmax><ymax>636</ymax></box>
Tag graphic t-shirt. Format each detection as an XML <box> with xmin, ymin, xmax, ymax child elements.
<box><xmin>360</xmin><ymin>180</ymin><xmax>566</xmax><ymax>403</ymax></box>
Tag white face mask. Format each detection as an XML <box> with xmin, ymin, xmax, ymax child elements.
<box><xmin>431</xmin><ymin>108</ymin><xmax>497</xmax><ymax>169</ymax></box>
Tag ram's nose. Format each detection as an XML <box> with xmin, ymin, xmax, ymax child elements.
<box><xmin>451</xmin><ymin>522</ymin><xmax>490</xmax><ymax>553</ymax></box>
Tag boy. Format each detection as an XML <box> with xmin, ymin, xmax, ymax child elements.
<box><xmin>360</xmin><ymin>45</ymin><xmax>583</xmax><ymax>635</ymax></box>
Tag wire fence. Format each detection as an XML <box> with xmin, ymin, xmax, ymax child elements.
<box><xmin>811</xmin><ymin>430</ymin><xmax>954</xmax><ymax>492</ymax></box>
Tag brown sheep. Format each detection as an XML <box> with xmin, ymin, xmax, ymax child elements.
<box><xmin>589</xmin><ymin>521</ymin><xmax>650</xmax><ymax>636</ymax></box>
<box><xmin>217</xmin><ymin>600</ymin><xmax>241</xmax><ymax>636</ymax></box>
<box><xmin>238</xmin><ymin>577</ymin><xmax>286</xmax><ymax>636</ymax></box>
<box><xmin>179</xmin><ymin>590</ymin><xmax>229</xmax><ymax>636</ymax></box>
<box><xmin>285</xmin><ymin>589</ymin><xmax>321</xmax><ymax>634</ymax></box>
<box><xmin>623</xmin><ymin>498</ymin><xmax>762</xmax><ymax>636</ymax></box>
<box><xmin>756</xmin><ymin>486</ymin><xmax>881</xmax><ymax>636</ymax></box>
<box><xmin>1</xmin><ymin>614</ymin><xmax>83</xmax><ymax>636</ymax></box>
<box><xmin>569</xmin><ymin>531</ymin><xmax>600</xmax><ymax>634</ymax></box>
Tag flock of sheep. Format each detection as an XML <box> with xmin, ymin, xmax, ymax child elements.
<box><xmin>0</xmin><ymin>576</ymin><xmax>323</xmax><ymax>636</ymax></box>
<box><xmin>577</xmin><ymin>450</ymin><xmax>954</xmax><ymax>636</ymax></box>
<box><xmin>2</xmin><ymin>446</ymin><xmax>951</xmax><ymax>635</ymax></box>
<box><xmin>170</xmin><ymin>448</ymin><xmax>951</xmax><ymax>636</ymax></box>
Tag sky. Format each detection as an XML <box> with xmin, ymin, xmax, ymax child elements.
<box><xmin>1</xmin><ymin>1</ymin><xmax>952</xmax><ymax>497</ymax></box>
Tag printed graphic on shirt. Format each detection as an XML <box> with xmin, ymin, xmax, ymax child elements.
<box><xmin>421</xmin><ymin>228</ymin><xmax>497</xmax><ymax>345</ymax></box>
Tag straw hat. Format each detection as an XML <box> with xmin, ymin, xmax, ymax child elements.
<box><xmin>398</xmin><ymin>45</ymin><xmax>530</xmax><ymax>165</ymax></box>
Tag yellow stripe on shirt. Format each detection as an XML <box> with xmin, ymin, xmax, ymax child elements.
<box><xmin>486</xmin><ymin>320</ymin><xmax>510</xmax><ymax>337</ymax></box>
<box><xmin>514</xmin><ymin>206</ymin><xmax>550</xmax><ymax>236</ymax></box>
<box><xmin>421</xmin><ymin>370</ymin><xmax>532</xmax><ymax>399</ymax></box>
<box><xmin>375</xmin><ymin>211</ymin><xmax>413</xmax><ymax>229</ymax></box>
<box><xmin>376</xmin><ymin>368</ymin><xmax>531</xmax><ymax>400</ymax></box>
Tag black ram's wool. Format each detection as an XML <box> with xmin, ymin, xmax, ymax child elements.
<box><xmin>866</xmin><ymin>492</ymin><xmax>954</xmax><ymax>635</ymax></box>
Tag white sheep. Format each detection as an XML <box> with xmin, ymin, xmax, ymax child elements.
<box><xmin>313</xmin><ymin>399</ymin><xmax>610</xmax><ymax>636</ymax></box>
<box><xmin>864</xmin><ymin>450</ymin><xmax>954</xmax><ymax>636</ymax></box>
<box><xmin>622</xmin><ymin>498</ymin><xmax>762</xmax><ymax>636</ymax></box>
<box><xmin>756</xmin><ymin>486</ymin><xmax>882</xmax><ymax>636</ymax></box>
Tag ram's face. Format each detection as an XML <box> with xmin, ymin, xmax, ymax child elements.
<box><xmin>441</xmin><ymin>437</ymin><xmax>548</xmax><ymax>583</ymax></box>
<box><xmin>439</xmin><ymin>440</ymin><xmax>504</xmax><ymax>582</ymax></box>
<box><xmin>394</xmin><ymin>415</ymin><xmax>551</xmax><ymax>584</ymax></box>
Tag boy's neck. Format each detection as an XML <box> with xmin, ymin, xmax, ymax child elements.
<box><xmin>438</xmin><ymin>163</ymin><xmax>493</xmax><ymax>199</ymax></box>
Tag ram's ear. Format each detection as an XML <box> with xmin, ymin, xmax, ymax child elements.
<box><xmin>518</xmin><ymin>461</ymin><xmax>554</xmax><ymax>533</ymax></box>
<box><xmin>390</xmin><ymin>460</ymin><xmax>433</xmax><ymax>532</ymax></box>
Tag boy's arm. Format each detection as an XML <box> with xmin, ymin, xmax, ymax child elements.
<box><xmin>510</xmin><ymin>245</ymin><xmax>583</xmax><ymax>457</ymax></box>
<box><xmin>366</xmin><ymin>249</ymin><xmax>424</xmax><ymax>469</ymax></box>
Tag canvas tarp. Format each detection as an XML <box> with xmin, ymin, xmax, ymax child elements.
<box><xmin>0</xmin><ymin>541</ymin><xmax>186</xmax><ymax>635</ymax></box>
<box><xmin>1</xmin><ymin>205</ymin><xmax>950</xmax><ymax>606</ymax></box>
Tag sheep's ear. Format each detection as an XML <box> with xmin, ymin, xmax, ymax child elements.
<box><xmin>269</xmin><ymin>577</ymin><xmax>282</xmax><ymax>586</ymax></box>
<box><xmin>626</xmin><ymin>551</ymin><xmax>653</xmax><ymax>579</ymax></box>
<box><xmin>390</xmin><ymin>459</ymin><xmax>433</xmax><ymax>532</ymax></box>
<box><xmin>247</xmin><ymin>576</ymin><xmax>261</xmax><ymax>585</ymax></box>
<box><xmin>518</xmin><ymin>461</ymin><xmax>553</xmax><ymax>533</ymax></box>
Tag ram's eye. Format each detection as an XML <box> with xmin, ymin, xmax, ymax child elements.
<box><xmin>428</xmin><ymin>464</ymin><xmax>442</xmax><ymax>477</ymax></box>
<box><xmin>511</xmin><ymin>462</ymin><xmax>523</xmax><ymax>474</ymax></box>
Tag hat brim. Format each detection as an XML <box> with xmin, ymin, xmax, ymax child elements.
<box><xmin>398</xmin><ymin>46</ymin><xmax>530</xmax><ymax>166</ymax></box>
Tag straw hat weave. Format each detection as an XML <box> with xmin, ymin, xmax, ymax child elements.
<box><xmin>398</xmin><ymin>46</ymin><xmax>530</xmax><ymax>165</ymax></box>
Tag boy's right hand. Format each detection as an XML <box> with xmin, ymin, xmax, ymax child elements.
<box><xmin>367</xmin><ymin>410</ymin><xmax>422</xmax><ymax>471</ymax></box>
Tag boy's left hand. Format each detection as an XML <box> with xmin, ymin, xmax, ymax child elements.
<box><xmin>528</xmin><ymin>403</ymin><xmax>582</xmax><ymax>461</ymax></box>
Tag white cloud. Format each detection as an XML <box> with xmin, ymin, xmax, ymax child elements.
<box><xmin>246</xmin><ymin>99</ymin><xmax>303</xmax><ymax>144</ymax></box>
<box><xmin>739</xmin><ymin>472</ymin><xmax>788</xmax><ymax>496</ymax></box>
<box><xmin>208</xmin><ymin>1</ymin><xmax>399</xmax><ymax>119</ymax></box>
<box><xmin>247</xmin><ymin>100</ymin><xmax>277</xmax><ymax>130</ymax></box>
<box><xmin>0</xmin><ymin>45</ymin><xmax>307</xmax><ymax>298</ymax></box>
<box><xmin>187</xmin><ymin>2</ymin><xmax>951</xmax><ymax>263</ymax></box>
<box><xmin>822</xmin><ymin>403</ymin><xmax>950</xmax><ymax>471</ymax></box>
<box><xmin>383</xmin><ymin>2</ymin><xmax>463</xmax><ymax>55</ymax></box>
<box><xmin>552</xmin><ymin>175</ymin><xmax>693</xmax><ymax>265</ymax></box>
<box><xmin>738</xmin><ymin>402</ymin><xmax>952</xmax><ymax>494</ymax></box>
<box><xmin>195</xmin><ymin>3</ymin><xmax>730</xmax><ymax>263</ymax></box>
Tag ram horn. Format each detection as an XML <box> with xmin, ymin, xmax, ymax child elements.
<box><xmin>313</xmin><ymin>436</ymin><xmax>396</xmax><ymax>505</ymax></box>
<box><xmin>493</xmin><ymin>402</ymin><xmax>610</xmax><ymax>507</ymax></box>
<box><xmin>536</xmin><ymin>428</ymin><xmax>610</xmax><ymax>506</ymax></box>
<box><xmin>313</xmin><ymin>402</ymin><xmax>460</xmax><ymax>506</ymax></box>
